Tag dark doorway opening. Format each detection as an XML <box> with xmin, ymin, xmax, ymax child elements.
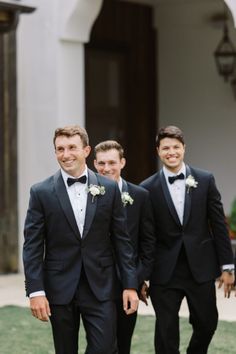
<box><xmin>85</xmin><ymin>0</ymin><xmax>157</xmax><ymax>183</ymax></box>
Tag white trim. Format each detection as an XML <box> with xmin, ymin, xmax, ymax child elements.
<box><xmin>59</xmin><ymin>0</ymin><xmax>103</xmax><ymax>43</ymax></box>
<box><xmin>225</xmin><ymin>0</ymin><xmax>236</xmax><ymax>27</ymax></box>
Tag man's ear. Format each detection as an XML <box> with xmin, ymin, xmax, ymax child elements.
<box><xmin>84</xmin><ymin>145</ymin><xmax>91</xmax><ymax>158</ymax></box>
<box><xmin>121</xmin><ymin>158</ymin><xmax>126</xmax><ymax>169</ymax></box>
<box><xmin>156</xmin><ymin>147</ymin><xmax>159</xmax><ymax>157</ymax></box>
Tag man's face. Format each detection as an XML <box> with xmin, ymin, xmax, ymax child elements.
<box><xmin>55</xmin><ymin>135</ymin><xmax>91</xmax><ymax>177</ymax></box>
<box><xmin>157</xmin><ymin>137</ymin><xmax>185</xmax><ymax>173</ymax></box>
<box><xmin>94</xmin><ymin>149</ymin><xmax>126</xmax><ymax>182</ymax></box>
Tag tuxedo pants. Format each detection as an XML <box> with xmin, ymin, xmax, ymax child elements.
<box><xmin>50</xmin><ymin>269</ymin><xmax>117</xmax><ymax>354</ymax></box>
<box><xmin>116</xmin><ymin>298</ymin><xmax>137</xmax><ymax>354</ymax></box>
<box><xmin>150</xmin><ymin>249</ymin><xmax>218</xmax><ymax>354</ymax></box>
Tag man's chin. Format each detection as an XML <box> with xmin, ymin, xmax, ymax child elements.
<box><xmin>167</xmin><ymin>161</ymin><xmax>182</xmax><ymax>167</ymax></box>
<box><xmin>104</xmin><ymin>174</ymin><xmax>117</xmax><ymax>182</ymax></box>
<box><xmin>62</xmin><ymin>167</ymin><xmax>76</xmax><ymax>176</ymax></box>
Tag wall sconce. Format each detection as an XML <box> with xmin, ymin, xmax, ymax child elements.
<box><xmin>214</xmin><ymin>23</ymin><xmax>236</xmax><ymax>81</ymax></box>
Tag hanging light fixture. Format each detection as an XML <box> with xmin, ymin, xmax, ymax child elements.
<box><xmin>214</xmin><ymin>12</ymin><xmax>236</xmax><ymax>81</ymax></box>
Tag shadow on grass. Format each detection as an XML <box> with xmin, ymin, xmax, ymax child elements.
<box><xmin>0</xmin><ymin>306</ymin><xmax>236</xmax><ymax>353</ymax></box>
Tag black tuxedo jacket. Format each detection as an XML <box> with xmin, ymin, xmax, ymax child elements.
<box><xmin>140</xmin><ymin>165</ymin><xmax>233</xmax><ymax>285</ymax></box>
<box><xmin>121</xmin><ymin>180</ymin><xmax>155</xmax><ymax>284</ymax></box>
<box><xmin>23</xmin><ymin>169</ymin><xmax>138</xmax><ymax>304</ymax></box>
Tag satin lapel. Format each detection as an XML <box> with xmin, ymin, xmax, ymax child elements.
<box><xmin>82</xmin><ymin>169</ymin><xmax>98</xmax><ymax>239</ymax></box>
<box><xmin>53</xmin><ymin>171</ymin><xmax>81</xmax><ymax>239</ymax></box>
<box><xmin>121</xmin><ymin>179</ymin><xmax>128</xmax><ymax>217</ymax></box>
<box><xmin>160</xmin><ymin>169</ymin><xmax>182</xmax><ymax>227</ymax></box>
<box><xmin>183</xmin><ymin>165</ymin><xmax>192</xmax><ymax>227</ymax></box>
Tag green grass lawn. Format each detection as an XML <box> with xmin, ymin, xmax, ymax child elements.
<box><xmin>0</xmin><ymin>306</ymin><xmax>236</xmax><ymax>353</ymax></box>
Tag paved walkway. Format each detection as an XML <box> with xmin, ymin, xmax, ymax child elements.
<box><xmin>1</xmin><ymin>273</ymin><xmax>236</xmax><ymax>321</ymax></box>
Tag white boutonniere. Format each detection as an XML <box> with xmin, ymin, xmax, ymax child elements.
<box><xmin>121</xmin><ymin>192</ymin><xmax>134</xmax><ymax>207</ymax></box>
<box><xmin>185</xmin><ymin>175</ymin><xmax>198</xmax><ymax>193</ymax></box>
<box><xmin>87</xmin><ymin>184</ymin><xmax>105</xmax><ymax>202</ymax></box>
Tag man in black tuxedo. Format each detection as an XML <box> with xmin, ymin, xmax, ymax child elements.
<box><xmin>23</xmin><ymin>125</ymin><xmax>139</xmax><ymax>354</ymax></box>
<box><xmin>94</xmin><ymin>140</ymin><xmax>155</xmax><ymax>354</ymax></box>
<box><xmin>140</xmin><ymin>125</ymin><xmax>234</xmax><ymax>354</ymax></box>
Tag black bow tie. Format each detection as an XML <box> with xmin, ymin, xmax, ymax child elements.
<box><xmin>168</xmin><ymin>173</ymin><xmax>185</xmax><ymax>184</ymax></box>
<box><xmin>67</xmin><ymin>175</ymin><xmax>87</xmax><ymax>187</ymax></box>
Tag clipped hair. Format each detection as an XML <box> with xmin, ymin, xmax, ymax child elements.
<box><xmin>94</xmin><ymin>140</ymin><xmax>124</xmax><ymax>159</ymax></box>
<box><xmin>53</xmin><ymin>125</ymin><xmax>89</xmax><ymax>147</ymax></box>
<box><xmin>156</xmin><ymin>125</ymin><xmax>185</xmax><ymax>147</ymax></box>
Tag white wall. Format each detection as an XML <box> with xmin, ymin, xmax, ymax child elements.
<box><xmin>155</xmin><ymin>0</ymin><xmax>236</xmax><ymax>214</ymax></box>
<box><xmin>225</xmin><ymin>0</ymin><xmax>236</xmax><ymax>26</ymax></box>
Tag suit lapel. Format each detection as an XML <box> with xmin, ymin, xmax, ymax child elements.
<box><xmin>160</xmin><ymin>169</ymin><xmax>182</xmax><ymax>227</ymax></box>
<box><xmin>121</xmin><ymin>179</ymin><xmax>128</xmax><ymax>217</ymax></box>
<box><xmin>54</xmin><ymin>171</ymin><xmax>81</xmax><ymax>239</ymax></box>
<box><xmin>82</xmin><ymin>169</ymin><xmax>98</xmax><ymax>239</ymax></box>
<box><xmin>183</xmin><ymin>165</ymin><xmax>192</xmax><ymax>227</ymax></box>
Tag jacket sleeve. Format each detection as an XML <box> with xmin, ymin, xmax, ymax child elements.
<box><xmin>23</xmin><ymin>187</ymin><xmax>45</xmax><ymax>296</ymax></box>
<box><xmin>207</xmin><ymin>174</ymin><xmax>234</xmax><ymax>266</ymax></box>
<box><xmin>136</xmin><ymin>191</ymin><xmax>156</xmax><ymax>283</ymax></box>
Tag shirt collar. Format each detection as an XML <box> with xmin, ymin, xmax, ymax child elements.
<box><xmin>117</xmin><ymin>177</ymin><xmax>123</xmax><ymax>193</ymax></box>
<box><xmin>61</xmin><ymin>166</ymin><xmax>88</xmax><ymax>188</ymax></box>
<box><xmin>163</xmin><ymin>163</ymin><xmax>186</xmax><ymax>179</ymax></box>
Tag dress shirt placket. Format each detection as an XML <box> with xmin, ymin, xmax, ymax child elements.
<box><xmin>68</xmin><ymin>183</ymin><xmax>87</xmax><ymax>236</ymax></box>
<box><xmin>172</xmin><ymin>181</ymin><xmax>185</xmax><ymax>224</ymax></box>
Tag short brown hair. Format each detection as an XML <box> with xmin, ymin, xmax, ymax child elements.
<box><xmin>53</xmin><ymin>125</ymin><xmax>89</xmax><ymax>147</ymax></box>
<box><xmin>94</xmin><ymin>140</ymin><xmax>124</xmax><ymax>159</ymax></box>
<box><xmin>156</xmin><ymin>126</ymin><xmax>185</xmax><ymax>147</ymax></box>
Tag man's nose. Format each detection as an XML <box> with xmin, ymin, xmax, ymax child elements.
<box><xmin>168</xmin><ymin>148</ymin><xmax>176</xmax><ymax>155</ymax></box>
<box><xmin>62</xmin><ymin>148</ymin><xmax>71</xmax><ymax>157</ymax></box>
<box><xmin>104</xmin><ymin>163</ymin><xmax>111</xmax><ymax>171</ymax></box>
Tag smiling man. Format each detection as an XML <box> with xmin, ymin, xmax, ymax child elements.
<box><xmin>140</xmin><ymin>125</ymin><xmax>234</xmax><ymax>354</ymax></box>
<box><xmin>94</xmin><ymin>140</ymin><xmax>155</xmax><ymax>354</ymax></box>
<box><xmin>23</xmin><ymin>125</ymin><xmax>139</xmax><ymax>354</ymax></box>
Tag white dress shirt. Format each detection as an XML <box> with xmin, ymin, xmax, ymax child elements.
<box><xmin>163</xmin><ymin>164</ymin><xmax>186</xmax><ymax>225</ymax></box>
<box><xmin>61</xmin><ymin>167</ymin><xmax>88</xmax><ymax>236</ymax></box>
<box><xmin>118</xmin><ymin>178</ymin><xmax>123</xmax><ymax>193</ymax></box>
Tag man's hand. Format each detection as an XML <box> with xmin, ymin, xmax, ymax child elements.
<box><xmin>218</xmin><ymin>271</ymin><xmax>235</xmax><ymax>298</ymax></box>
<box><xmin>30</xmin><ymin>296</ymin><xmax>51</xmax><ymax>322</ymax></box>
<box><xmin>139</xmin><ymin>282</ymin><xmax>149</xmax><ymax>306</ymax></box>
<box><xmin>122</xmin><ymin>289</ymin><xmax>139</xmax><ymax>315</ymax></box>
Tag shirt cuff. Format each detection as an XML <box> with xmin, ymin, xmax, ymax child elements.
<box><xmin>29</xmin><ymin>291</ymin><xmax>46</xmax><ymax>298</ymax></box>
<box><xmin>222</xmin><ymin>264</ymin><xmax>235</xmax><ymax>270</ymax></box>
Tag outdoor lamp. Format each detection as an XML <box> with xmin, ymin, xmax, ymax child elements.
<box><xmin>214</xmin><ymin>23</ymin><xmax>236</xmax><ymax>81</ymax></box>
